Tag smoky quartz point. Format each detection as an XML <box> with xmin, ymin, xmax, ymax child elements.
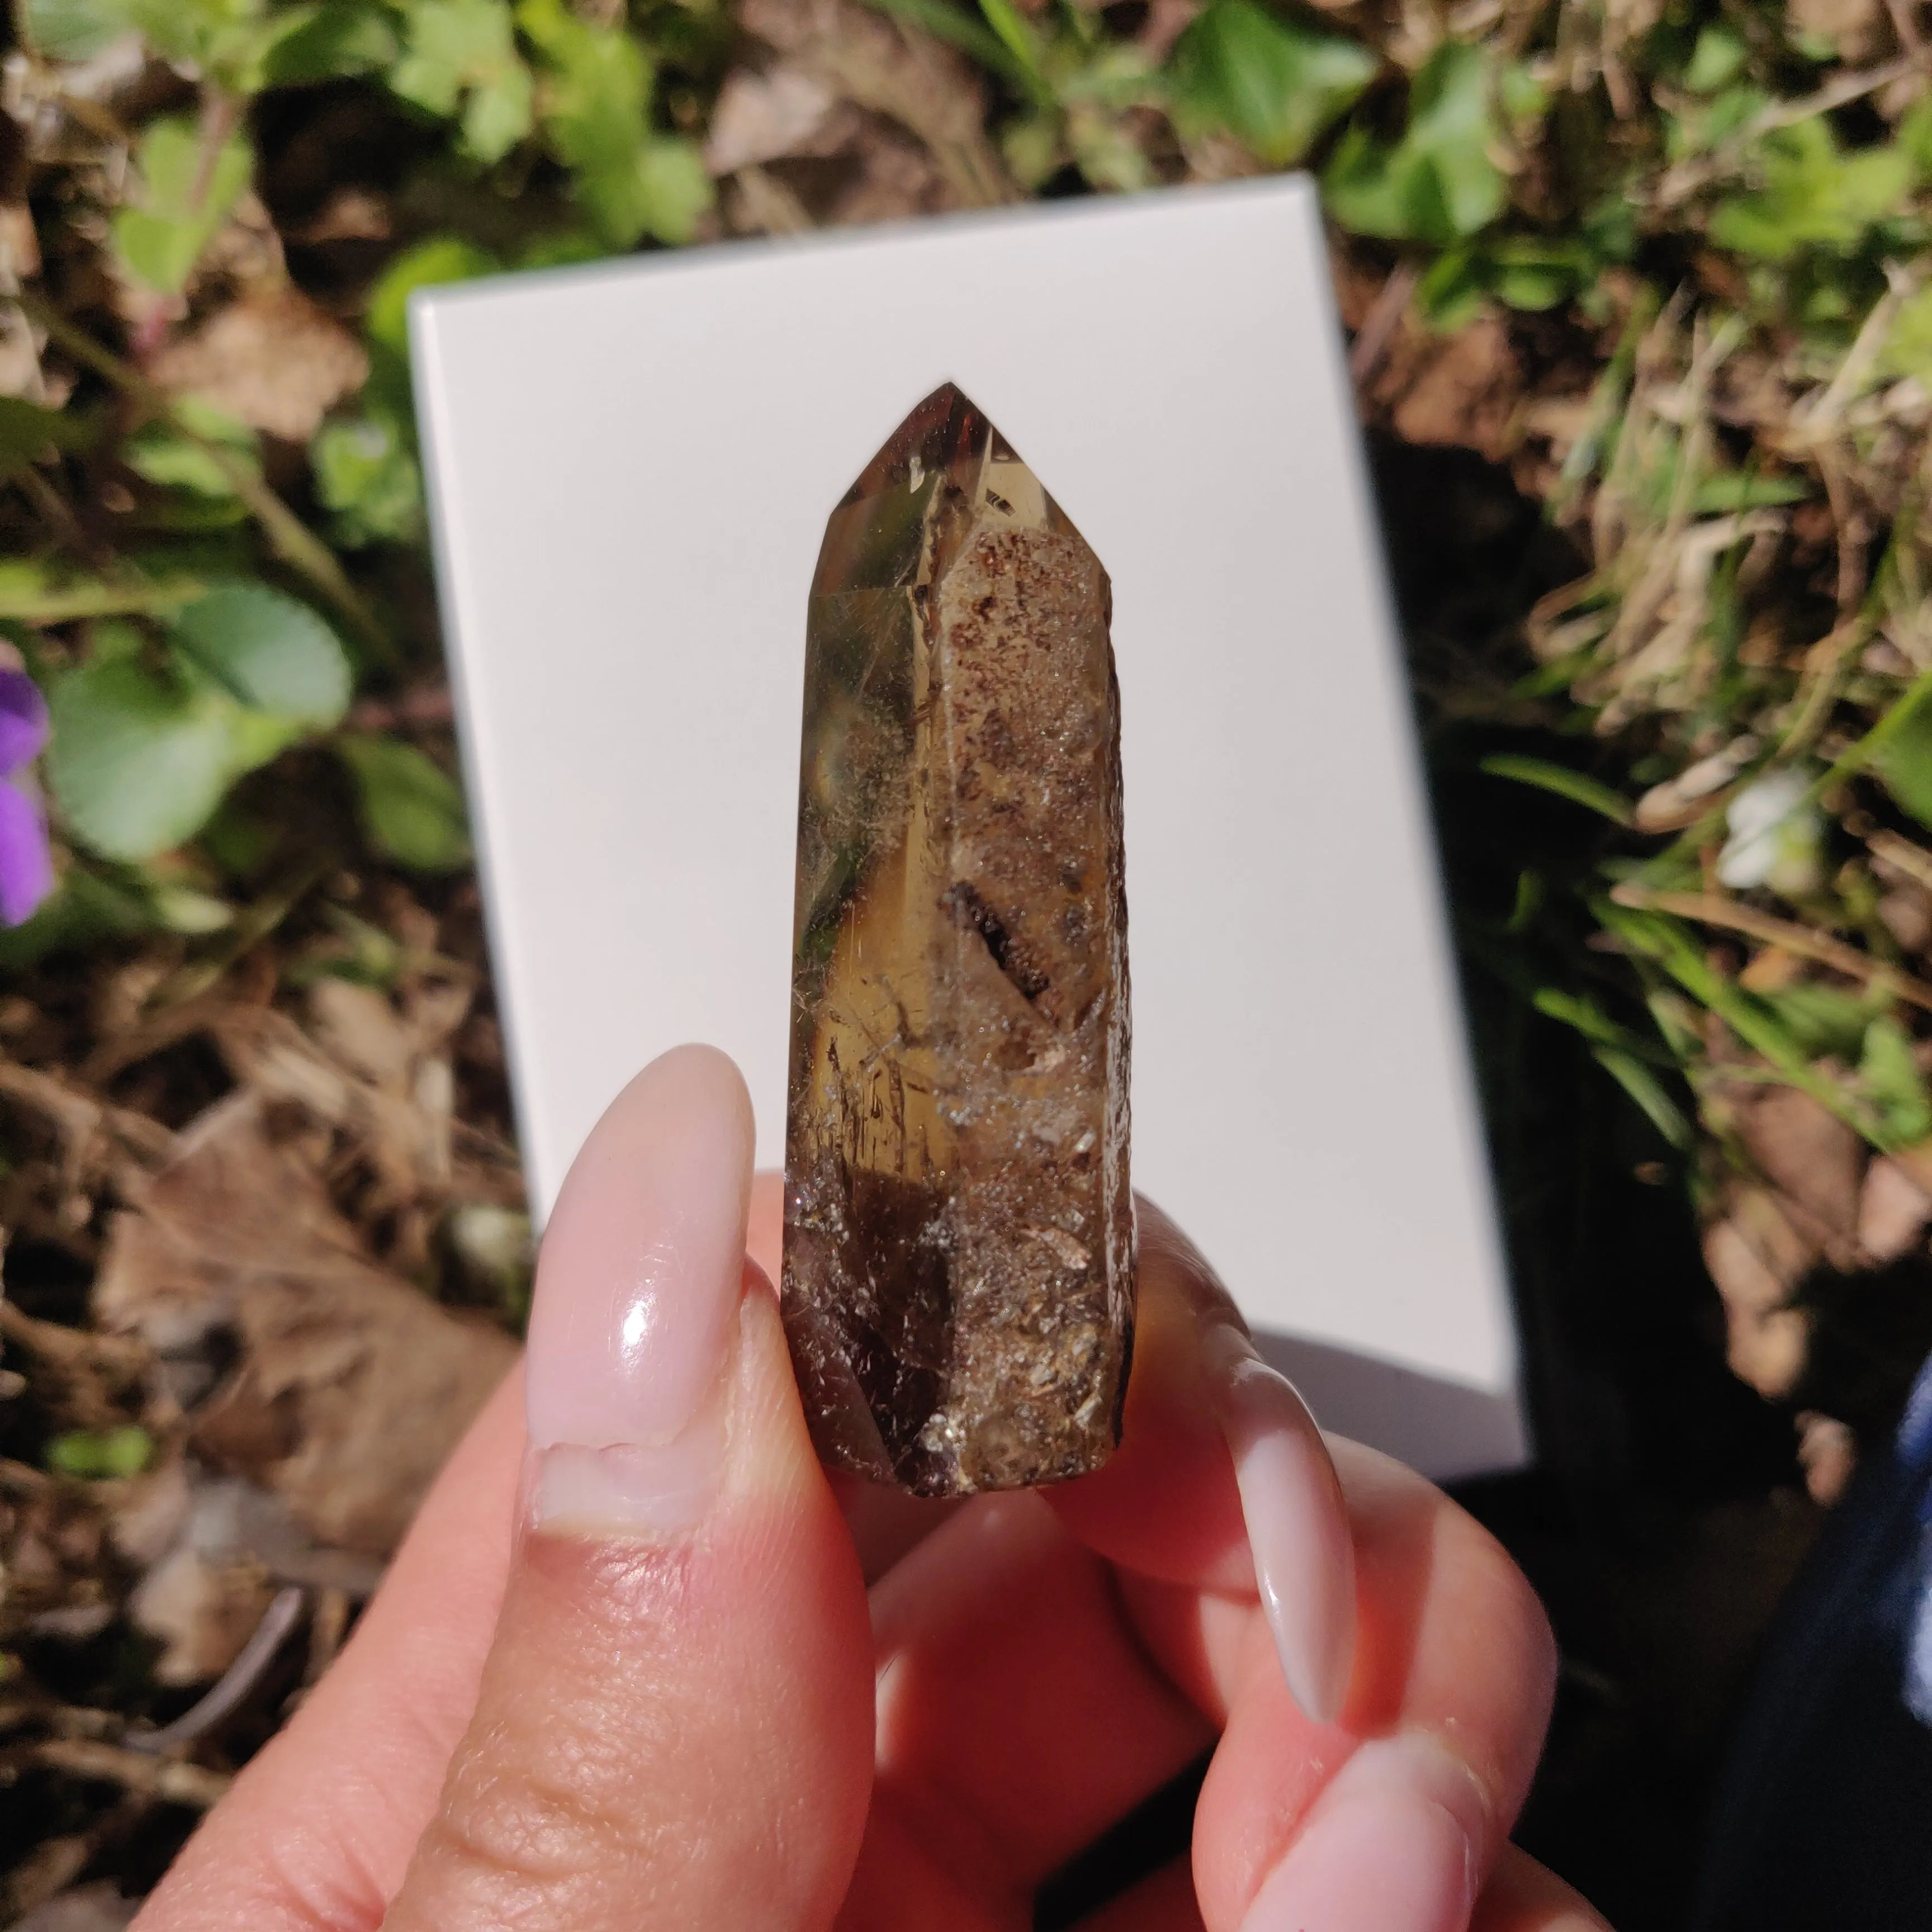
<box><xmin>782</xmin><ymin>382</ymin><xmax>1134</xmax><ymax>1497</ymax></box>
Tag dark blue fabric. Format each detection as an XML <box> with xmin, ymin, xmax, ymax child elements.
<box><xmin>1693</xmin><ymin>1356</ymin><xmax>1932</xmax><ymax>1930</ymax></box>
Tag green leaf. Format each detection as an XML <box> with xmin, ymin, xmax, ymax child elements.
<box><xmin>134</xmin><ymin>0</ymin><xmax>337</xmax><ymax>89</ymax></box>
<box><xmin>1666</xmin><ymin>82</ymin><xmax>1770</xmax><ymax>164</ymax></box>
<box><xmin>0</xmin><ymin>866</ymin><xmax>155</xmax><ymax>969</ymax></box>
<box><xmin>366</xmin><ymin>235</ymin><xmax>501</xmax><ymax>360</ymax></box>
<box><xmin>1497</xmin><ymin>61</ymin><xmax>1547</xmax><ymax>125</ymax></box>
<box><xmin>0</xmin><ymin>396</ymin><xmax>98</xmax><ymax>482</ymax></box>
<box><xmin>514</xmin><ymin>228</ymin><xmax>608</xmax><ymax>272</ymax></box>
<box><xmin>1898</xmin><ymin>96</ymin><xmax>1932</xmax><ymax>179</ymax></box>
<box><xmin>1168</xmin><ymin>0</ymin><xmax>1376</xmax><ymax>168</ymax></box>
<box><xmin>1860</xmin><ymin>1015</ymin><xmax>1932</xmax><ymax>1149</ymax></box>
<box><xmin>48</xmin><ymin>657</ymin><xmax>242</xmax><ymax>861</ymax></box>
<box><xmin>335</xmin><ymin>735</ymin><xmax>472</xmax><ymax>870</ymax></box>
<box><xmin>1880</xmin><ymin>283</ymin><xmax>1932</xmax><ymax>386</ymax></box>
<box><xmin>1002</xmin><ymin>111</ymin><xmax>1065</xmax><ymax>190</ymax></box>
<box><xmin>124</xmin><ymin>401</ymin><xmax>259</xmax><ymax>499</ymax></box>
<box><xmin>1323</xmin><ymin>40</ymin><xmax>1505</xmax><ymax>245</ymax></box>
<box><xmin>111</xmin><ymin>117</ymin><xmax>254</xmax><ymax>296</ymax></box>
<box><xmin>168</xmin><ymin>585</ymin><xmax>352</xmax><ymax>726</ymax></box>
<box><xmin>1758</xmin><ymin>983</ymin><xmax>1876</xmax><ymax>1059</ymax></box>
<box><xmin>1534</xmin><ymin>987</ymin><xmax>1645</xmax><ymax>1053</ymax></box>
<box><xmin>1067</xmin><ymin>107</ymin><xmax>1156</xmax><ymax>193</ymax></box>
<box><xmin>390</xmin><ymin>0</ymin><xmax>534</xmax><ymax>165</ymax></box>
<box><xmin>975</xmin><ymin>0</ymin><xmax>1048</xmax><ymax>93</ymax></box>
<box><xmin>46</xmin><ymin>1426</ymin><xmax>153</xmax><ymax>1480</ymax></box>
<box><xmin>632</xmin><ymin>138</ymin><xmax>715</xmax><ymax>248</ymax></box>
<box><xmin>1479</xmin><ymin>752</ymin><xmax>1632</xmax><ymax>823</ymax></box>
<box><xmin>0</xmin><ymin>562</ymin><xmax>202</xmax><ymax>623</ymax></box>
<box><xmin>1592</xmin><ymin>1046</ymin><xmax>1694</xmax><ymax>1149</ymax></box>
<box><xmin>1595</xmin><ymin>902</ymin><xmax>1874</xmax><ymax>1138</ymax></box>
<box><xmin>854</xmin><ymin>0</ymin><xmax>1029</xmax><ymax>86</ymax></box>
<box><xmin>1708</xmin><ymin>120</ymin><xmax>1911</xmax><ymax>263</ymax></box>
<box><xmin>120</xmin><ymin>0</ymin><xmax>282</xmax><ymax>82</ymax></box>
<box><xmin>46</xmin><ymin>586</ymin><xmax>342</xmax><ymax>865</ymax></box>
<box><xmin>312</xmin><ymin>413</ymin><xmax>424</xmax><ymax>546</ymax></box>
<box><xmin>1682</xmin><ymin>25</ymin><xmax>1746</xmax><ymax>95</ymax></box>
<box><xmin>261</xmin><ymin>0</ymin><xmax>399</xmax><ymax>82</ymax></box>
<box><xmin>1417</xmin><ymin>233</ymin><xmax>1594</xmax><ymax>324</ymax></box>
<box><xmin>149</xmin><ymin>883</ymin><xmax>234</xmax><ymax>934</ymax></box>
<box><xmin>1873</xmin><ymin>692</ymin><xmax>1932</xmax><ymax>830</ymax></box>
<box><xmin>20</xmin><ymin>0</ymin><xmax>135</xmax><ymax>61</ymax></box>
<box><xmin>518</xmin><ymin>0</ymin><xmax>713</xmax><ymax>247</ymax></box>
<box><xmin>1484</xmin><ymin>239</ymin><xmax>1584</xmax><ymax>311</ymax></box>
<box><xmin>1693</xmin><ymin>471</ymin><xmax>1810</xmax><ymax>512</ymax></box>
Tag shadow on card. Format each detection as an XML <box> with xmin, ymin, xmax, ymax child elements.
<box><xmin>1252</xmin><ymin>1330</ymin><xmax>1529</xmax><ymax>1483</ymax></box>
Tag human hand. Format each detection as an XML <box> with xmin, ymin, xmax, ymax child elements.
<box><xmin>134</xmin><ymin>1044</ymin><xmax>1607</xmax><ymax>1932</ymax></box>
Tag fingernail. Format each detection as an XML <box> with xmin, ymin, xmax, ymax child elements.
<box><xmin>1203</xmin><ymin>1323</ymin><xmax>1356</xmax><ymax>1724</ymax></box>
<box><xmin>523</xmin><ymin>1045</ymin><xmax>755</xmax><ymax>1536</ymax></box>
<box><xmin>1240</xmin><ymin>1737</ymin><xmax>1480</xmax><ymax>1932</ymax></box>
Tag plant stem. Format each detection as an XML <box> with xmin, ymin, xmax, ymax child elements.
<box><xmin>1610</xmin><ymin>882</ymin><xmax>1932</xmax><ymax>1014</ymax></box>
<box><xmin>0</xmin><ymin>572</ymin><xmax>205</xmax><ymax>622</ymax></box>
<box><xmin>8</xmin><ymin>293</ymin><xmax>396</xmax><ymax>667</ymax></box>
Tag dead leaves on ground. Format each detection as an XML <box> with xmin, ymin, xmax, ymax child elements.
<box><xmin>97</xmin><ymin>1090</ymin><xmax>513</xmax><ymax>1555</ymax></box>
<box><xmin>1</xmin><ymin>893</ymin><xmax>524</xmax><ymax>1916</ymax></box>
<box><xmin>1701</xmin><ymin>1078</ymin><xmax>1932</xmax><ymax>1500</ymax></box>
<box><xmin>146</xmin><ymin>288</ymin><xmax>368</xmax><ymax>444</ymax></box>
<box><xmin>716</xmin><ymin>0</ymin><xmax>1016</xmax><ymax>233</ymax></box>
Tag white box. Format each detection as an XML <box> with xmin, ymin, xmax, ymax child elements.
<box><xmin>413</xmin><ymin>177</ymin><xmax>1527</xmax><ymax>1478</ymax></box>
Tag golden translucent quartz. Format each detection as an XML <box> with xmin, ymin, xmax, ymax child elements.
<box><xmin>782</xmin><ymin>382</ymin><xmax>1134</xmax><ymax>1496</ymax></box>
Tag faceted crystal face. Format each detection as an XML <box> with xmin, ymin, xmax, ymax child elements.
<box><xmin>782</xmin><ymin>382</ymin><xmax>1134</xmax><ymax>1497</ymax></box>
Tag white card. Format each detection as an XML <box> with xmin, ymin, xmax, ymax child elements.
<box><xmin>413</xmin><ymin>177</ymin><xmax>1527</xmax><ymax>1479</ymax></box>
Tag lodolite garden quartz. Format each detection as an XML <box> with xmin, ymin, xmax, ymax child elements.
<box><xmin>781</xmin><ymin>382</ymin><xmax>1134</xmax><ymax>1497</ymax></box>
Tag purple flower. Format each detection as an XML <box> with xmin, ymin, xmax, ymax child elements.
<box><xmin>0</xmin><ymin>669</ymin><xmax>54</xmax><ymax>927</ymax></box>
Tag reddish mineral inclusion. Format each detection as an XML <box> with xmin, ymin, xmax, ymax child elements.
<box><xmin>781</xmin><ymin>382</ymin><xmax>1134</xmax><ymax>1497</ymax></box>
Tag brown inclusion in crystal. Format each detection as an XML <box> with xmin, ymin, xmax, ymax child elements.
<box><xmin>782</xmin><ymin>382</ymin><xmax>1134</xmax><ymax>1497</ymax></box>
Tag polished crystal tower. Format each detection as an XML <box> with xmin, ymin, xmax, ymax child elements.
<box><xmin>782</xmin><ymin>383</ymin><xmax>1134</xmax><ymax>1497</ymax></box>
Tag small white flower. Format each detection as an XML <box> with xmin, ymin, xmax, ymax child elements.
<box><xmin>1716</xmin><ymin>767</ymin><xmax>1825</xmax><ymax>897</ymax></box>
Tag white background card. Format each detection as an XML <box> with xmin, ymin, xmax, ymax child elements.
<box><xmin>413</xmin><ymin>177</ymin><xmax>1527</xmax><ymax>1477</ymax></box>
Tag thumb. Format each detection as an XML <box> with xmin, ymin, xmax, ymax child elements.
<box><xmin>383</xmin><ymin>1045</ymin><xmax>873</xmax><ymax>1932</ymax></box>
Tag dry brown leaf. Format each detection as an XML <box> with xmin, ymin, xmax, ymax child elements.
<box><xmin>1703</xmin><ymin>1215</ymin><xmax>1788</xmax><ymax>1322</ymax></box>
<box><xmin>0</xmin><ymin>1062</ymin><xmax>177</xmax><ymax>1195</ymax></box>
<box><xmin>1788</xmin><ymin>0</ymin><xmax>1887</xmax><ymax>61</ymax></box>
<box><xmin>1719</xmin><ymin>1295</ymin><xmax>1810</xmax><ymax>1399</ymax></box>
<box><xmin>738</xmin><ymin>0</ymin><xmax>1014</xmax><ymax>208</ymax></box>
<box><xmin>1</xmin><ymin>1478</ymin><xmax>115</xmax><ymax>1634</ymax></box>
<box><xmin>1857</xmin><ymin>1154</ymin><xmax>1932</xmax><ymax>1261</ymax></box>
<box><xmin>1372</xmin><ymin>314</ymin><xmax>1524</xmax><ymax>462</ymax></box>
<box><xmin>704</xmin><ymin>64</ymin><xmax>841</xmax><ymax>174</ymax></box>
<box><xmin>220</xmin><ymin>1000</ymin><xmax>435</xmax><ymax>1205</ymax></box>
<box><xmin>1632</xmin><ymin>734</ymin><xmax>1757</xmax><ymax>831</ymax></box>
<box><xmin>282</xmin><ymin>188</ymin><xmax>391</xmax><ymax>245</ymax></box>
<box><xmin>129</xmin><ymin>1543</ymin><xmax>277</xmax><ymax>1687</ymax></box>
<box><xmin>1702</xmin><ymin>1185</ymin><xmax>1818</xmax><ymax>1398</ymax></box>
<box><xmin>1727</xmin><ymin>1181</ymin><xmax>1820</xmax><ymax>1283</ymax></box>
<box><xmin>123</xmin><ymin>1472</ymin><xmax>380</xmax><ymax>1680</ymax></box>
<box><xmin>11</xmin><ymin>1882</ymin><xmax>140</xmax><ymax>1932</ymax></box>
<box><xmin>306</xmin><ymin>978</ymin><xmax>416</xmax><ymax>1088</ymax></box>
<box><xmin>1731</xmin><ymin>1086</ymin><xmax>1864</xmax><ymax>1243</ymax></box>
<box><xmin>402</xmin><ymin>978</ymin><xmax>475</xmax><ymax>1059</ymax></box>
<box><xmin>0</xmin><ymin>201</ymin><xmax>42</xmax><ymax>285</ymax></box>
<box><xmin>723</xmin><ymin>164</ymin><xmax>814</xmax><ymax>235</ymax></box>
<box><xmin>826</xmin><ymin>121</ymin><xmax>953</xmax><ymax>226</ymax></box>
<box><xmin>83</xmin><ymin>988</ymin><xmax>485</xmax><ymax>1228</ymax></box>
<box><xmin>1795</xmin><ymin>1409</ymin><xmax>1858</xmax><ymax>1505</ymax></box>
<box><xmin>1877</xmin><ymin>883</ymin><xmax>1932</xmax><ymax>952</ymax></box>
<box><xmin>94</xmin><ymin>1093</ymin><xmax>514</xmax><ymax>1554</ymax></box>
<box><xmin>146</xmin><ymin>286</ymin><xmax>368</xmax><ymax>442</ymax></box>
